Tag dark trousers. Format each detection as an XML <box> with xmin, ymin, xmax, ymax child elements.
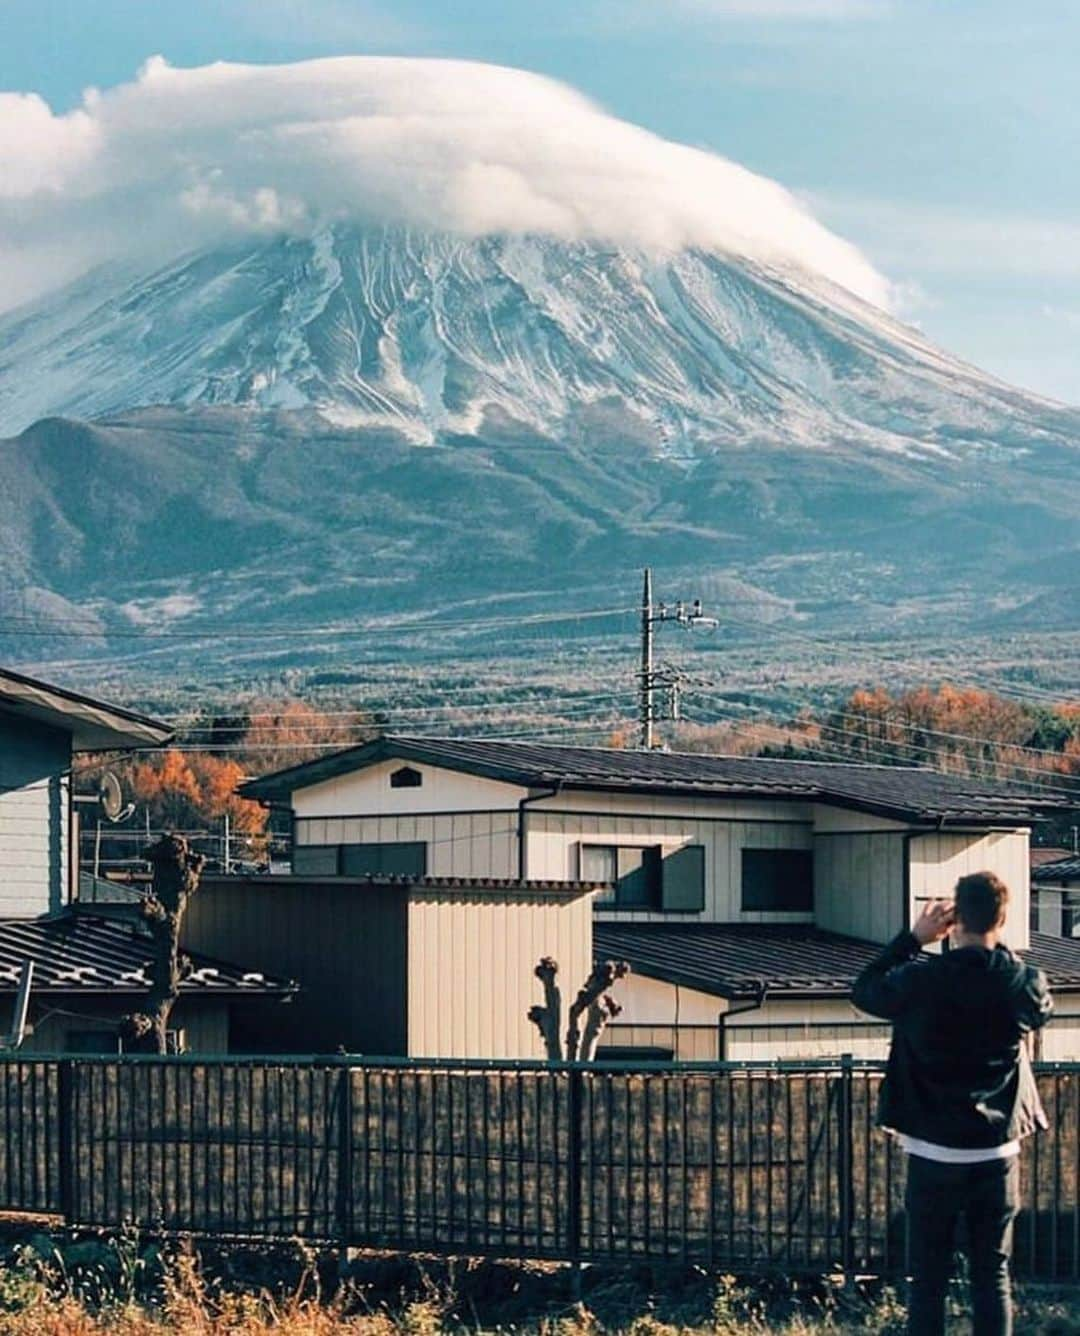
<box><xmin>905</xmin><ymin>1153</ymin><xmax>1020</xmax><ymax>1336</ymax></box>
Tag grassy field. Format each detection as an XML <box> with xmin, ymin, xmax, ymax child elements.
<box><xmin>0</xmin><ymin>1236</ymin><xmax>1079</xmax><ymax>1336</ymax></box>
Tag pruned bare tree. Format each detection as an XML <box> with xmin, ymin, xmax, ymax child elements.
<box><xmin>528</xmin><ymin>956</ymin><xmax>630</xmax><ymax>1061</ymax></box>
<box><xmin>122</xmin><ymin>833</ymin><xmax>206</xmax><ymax>1054</ymax></box>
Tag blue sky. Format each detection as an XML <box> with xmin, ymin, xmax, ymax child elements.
<box><xmin>3</xmin><ymin>0</ymin><xmax>1078</xmax><ymax>402</ymax></box>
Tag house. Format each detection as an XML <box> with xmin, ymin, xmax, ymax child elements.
<box><xmin>239</xmin><ymin>734</ymin><xmax>1080</xmax><ymax>1061</ymax></box>
<box><xmin>0</xmin><ymin>666</ymin><xmax>294</xmax><ymax>1052</ymax></box>
<box><xmin>1031</xmin><ymin>854</ymin><xmax>1080</xmax><ymax>938</ymax></box>
<box><xmin>182</xmin><ymin>872</ymin><xmax>595</xmax><ymax>1057</ymax></box>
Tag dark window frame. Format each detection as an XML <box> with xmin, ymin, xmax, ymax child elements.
<box><xmin>389</xmin><ymin>766</ymin><xmax>423</xmax><ymax>789</ymax></box>
<box><xmin>581</xmin><ymin>842</ymin><xmax>662</xmax><ymax>910</ymax></box>
<box><xmin>740</xmin><ymin>847</ymin><xmax>814</xmax><ymax>913</ymax></box>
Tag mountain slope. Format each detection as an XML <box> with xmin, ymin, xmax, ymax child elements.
<box><xmin>1</xmin><ymin>226</ymin><xmax>1079</xmax><ymax>670</ymax></box>
<box><xmin>1</xmin><ymin>226</ymin><xmax>1077</xmax><ymax>457</ymax></box>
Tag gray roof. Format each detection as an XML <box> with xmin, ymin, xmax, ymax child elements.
<box><xmin>1033</xmin><ymin>856</ymin><xmax>1080</xmax><ymax>884</ymax></box>
<box><xmin>594</xmin><ymin>921</ymin><xmax>1080</xmax><ymax>996</ymax></box>
<box><xmin>0</xmin><ymin>667</ymin><xmax>172</xmax><ymax>750</ymax></box>
<box><xmin>0</xmin><ymin>911</ymin><xmax>296</xmax><ymax>995</ymax></box>
<box><xmin>241</xmin><ymin>734</ymin><xmax>1061</xmax><ymax>826</ymax></box>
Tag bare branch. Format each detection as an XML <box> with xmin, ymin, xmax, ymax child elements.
<box><xmin>529</xmin><ymin>956</ymin><xmax>564</xmax><ymax>1060</ymax></box>
<box><xmin>565</xmin><ymin>959</ymin><xmax>629</xmax><ymax>1061</ymax></box>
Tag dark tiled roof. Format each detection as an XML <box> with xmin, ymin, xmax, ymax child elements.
<box><xmin>0</xmin><ymin>912</ymin><xmax>297</xmax><ymax>995</ymax></box>
<box><xmin>594</xmin><ymin>921</ymin><xmax>1080</xmax><ymax>996</ymax></box>
<box><xmin>594</xmin><ymin>921</ymin><xmax>882</xmax><ymax>999</ymax></box>
<box><xmin>1031</xmin><ymin>848</ymin><xmax>1072</xmax><ymax>868</ymax></box>
<box><xmin>205</xmin><ymin>873</ymin><xmax>601</xmax><ymax>898</ymax></box>
<box><xmin>240</xmin><ymin>735</ymin><xmax>1058</xmax><ymax>825</ymax></box>
<box><xmin>1027</xmin><ymin>933</ymin><xmax>1080</xmax><ymax>986</ymax></box>
<box><xmin>1033</xmin><ymin>856</ymin><xmax>1080</xmax><ymax>883</ymax></box>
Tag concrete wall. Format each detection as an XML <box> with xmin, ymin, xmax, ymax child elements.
<box><xmin>0</xmin><ymin>715</ymin><xmax>70</xmax><ymax>917</ymax></box>
<box><xmin>407</xmin><ymin>887</ymin><xmax>594</xmax><ymax>1059</ymax></box>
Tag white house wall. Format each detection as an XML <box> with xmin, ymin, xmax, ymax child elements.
<box><xmin>292</xmin><ymin>759</ymin><xmax>525</xmax><ymax>818</ymax></box>
<box><xmin>909</xmin><ymin>829</ymin><xmax>1030</xmax><ymax>949</ymax></box>
<box><xmin>527</xmin><ymin>801</ymin><xmax>816</xmax><ymax>925</ymax></box>
<box><xmin>295</xmin><ymin>810</ymin><xmax>518</xmax><ymax>878</ymax></box>
<box><xmin>814</xmin><ymin>831</ymin><xmax>908</xmax><ymax>944</ymax></box>
<box><xmin>724</xmin><ymin>997</ymin><xmax>892</xmax><ymax>1061</ymax></box>
<box><xmin>1039</xmin><ymin>1007</ymin><xmax>1080</xmax><ymax>1061</ymax></box>
<box><xmin>406</xmin><ymin>889</ymin><xmax>593</xmax><ymax>1059</ymax></box>
<box><xmin>611</xmin><ymin>971</ymin><xmax>724</xmax><ymax>1027</ymax></box>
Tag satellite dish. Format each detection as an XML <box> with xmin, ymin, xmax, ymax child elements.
<box><xmin>98</xmin><ymin>772</ymin><xmax>135</xmax><ymax>823</ymax></box>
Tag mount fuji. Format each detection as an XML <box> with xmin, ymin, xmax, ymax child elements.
<box><xmin>1</xmin><ymin>224</ymin><xmax>1079</xmax><ymax>662</ymax></box>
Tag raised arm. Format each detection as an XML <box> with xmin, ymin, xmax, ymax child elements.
<box><xmin>852</xmin><ymin>901</ymin><xmax>951</xmax><ymax>1020</ymax></box>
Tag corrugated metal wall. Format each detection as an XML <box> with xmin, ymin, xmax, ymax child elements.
<box><xmin>185</xmin><ymin>878</ymin><xmax>409</xmax><ymax>1055</ymax></box>
<box><xmin>0</xmin><ymin>716</ymin><xmax>70</xmax><ymax>917</ymax></box>
<box><xmin>909</xmin><ymin>829</ymin><xmax>1031</xmax><ymax>949</ymax></box>
<box><xmin>406</xmin><ymin>889</ymin><xmax>593</xmax><ymax>1059</ymax></box>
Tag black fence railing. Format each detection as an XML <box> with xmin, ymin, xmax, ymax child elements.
<box><xmin>0</xmin><ymin>1055</ymin><xmax>1078</xmax><ymax>1279</ymax></box>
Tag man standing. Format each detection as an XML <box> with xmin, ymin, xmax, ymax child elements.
<box><xmin>853</xmin><ymin>871</ymin><xmax>1052</xmax><ymax>1336</ymax></box>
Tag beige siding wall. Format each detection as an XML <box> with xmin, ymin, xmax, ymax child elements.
<box><xmin>909</xmin><ymin>829</ymin><xmax>1030</xmax><ymax>949</ymax></box>
<box><xmin>295</xmin><ymin>811</ymin><xmax>518</xmax><ymax>879</ymax></box>
<box><xmin>293</xmin><ymin>760</ymin><xmax>523</xmax><ymax>817</ymax></box>
<box><xmin>528</xmin><ymin>804</ymin><xmax>815</xmax><ymax>925</ymax></box>
<box><xmin>724</xmin><ymin>998</ymin><xmax>892</xmax><ymax>1061</ymax></box>
<box><xmin>599</xmin><ymin>1024</ymin><xmax>719</xmax><ymax>1061</ymax></box>
<box><xmin>406</xmin><ymin>889</ymin><xmax>593</xmax><ymax>1059</ymax></box>
<box><xmin>0</xmin><ymin>717</ymin><xmax>71</xmax><ymax>917</ymax></box>
<box><xmin>815</xmin><ymin>831</ymin><xmax>907</xmax><ymax>944</ymax></box>
<box><xmin>1039</xmin><ymin>1009</ymin><xmax>1080</xmax><ymax>1061</ymax></box>
<box><xmin>609</xmin><ymin>972</ymin><xmax>723</xmax><ymax>1026</ymax></box>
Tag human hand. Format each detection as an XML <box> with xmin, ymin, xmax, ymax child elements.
<box><xmin>912</xmin><ymin>900</ymin><xmax>955</xmax><ymax>946</ymax></box>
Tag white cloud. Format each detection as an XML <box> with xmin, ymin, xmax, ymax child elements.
<box><xmin>0</xmin><ymin>55</ymin><xmax>890</xmax><ymax>311</ymax></box>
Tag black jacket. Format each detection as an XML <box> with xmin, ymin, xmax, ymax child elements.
<box><xmin>853</xmin><ymin>930</ymin><xmax>1052</xmax><ymax>1148</ymax></box>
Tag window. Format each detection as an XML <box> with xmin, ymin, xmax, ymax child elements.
<box><xmin>292</xmin><ymin>845</ymin><xmax>342</xmax><ymax>875</ymax></box>
<box><xmin>581</xmin><ymin>842</ymin><xmax>705</xmax><ymax>912</ymax></box>
<box><xmin>390</xmin><ymin>766</ymin><xmax>423</xmax><ymax>789</ymax></box>
<box><xmin>340</xmin><ymin>841</ymin><xmax>428</xmax><ymax>877</ymax></box>
<box><xmin>741</xmin><ymin>848</ymin><xmax>814</xmax><ymax>912</ymax></box>
<box><xmin>581</xmin><ymin>843</ymin><xmax>660</xmax><ymax>908</ymax></box>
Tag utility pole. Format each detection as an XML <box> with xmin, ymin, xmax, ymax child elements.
<box><xmin>638</xmin><ymin>567</ymin><xmax>718</xmax><ymax>749</ymax></box>
<box><xmin>641</xmin><ymin>568</ymin><xmax>656</xmax><ymax>750</ymax></box>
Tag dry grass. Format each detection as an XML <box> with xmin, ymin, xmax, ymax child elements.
<box><xmin>0</xmin><ymin>1238</ymin><xmax>1077</xmax><ymax>1335</ymax></box>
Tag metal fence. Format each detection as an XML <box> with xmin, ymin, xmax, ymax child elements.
<box><xmin>0</xmin><ymin>1055</ymin><xmax>1079</xmax><ymax>1278</ymax></box>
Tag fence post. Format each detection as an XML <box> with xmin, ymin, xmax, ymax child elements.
<box><xmin>838</xmin><ymin>1053</ymin><xmax>855</xmax><ymax>1276</ymax></box>
<box><xmin>566</xmin><ymin>1063</ymin><xmax>584</xmax><ymax>1291</ymax></box>
<box><xmin>335</xmin><ymin>1066</ymin><xmax>353</xmax><ymax>1246</ymax></box>
<box><xmin>56</xmin><ymin>1060</ymin><xmax>75</xmax><ymax>1224</ymax></box>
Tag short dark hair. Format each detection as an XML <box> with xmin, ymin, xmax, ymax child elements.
<box><xmin>955</xmin><ymin>871</ymin><xmax>1009</xmax><ymax>934</ymax></box>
